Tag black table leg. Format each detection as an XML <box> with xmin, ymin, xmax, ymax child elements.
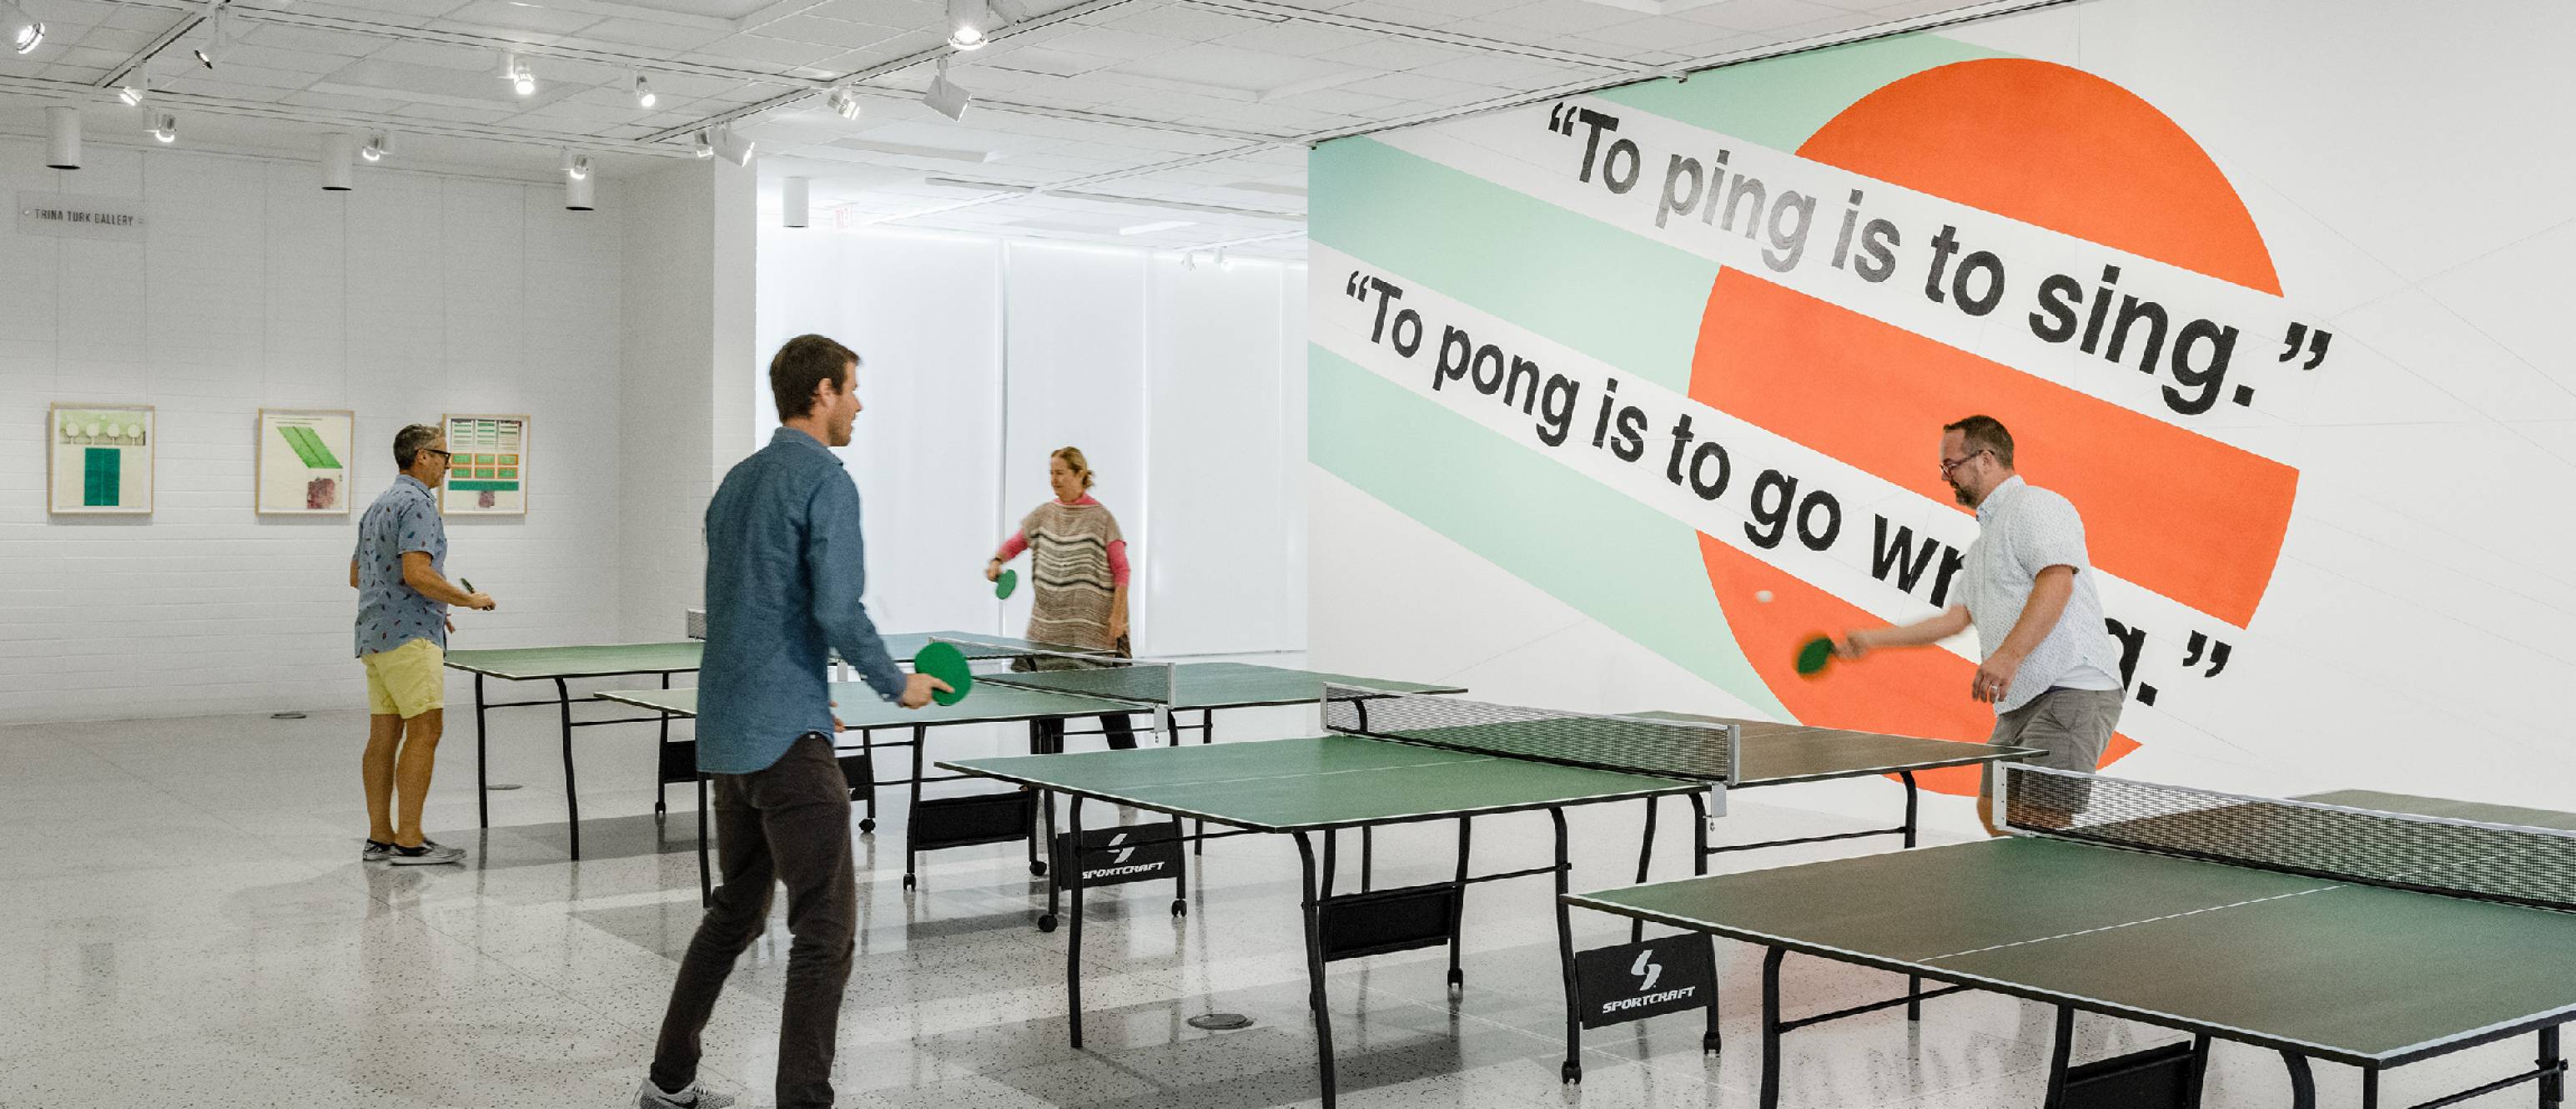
<box><xmin>654</xmin><ymin>672</ymin><xmax>672</xmax><ymax>819</ymax></box>
<box><xmin>1446</xmin><ymin>817</ymin><xmax>1471</xmax><ymax>992</ymax></box>
<box><xmin>1193</xmin><ymin>710</ymin><xmax>1215</xmax><ymax>854</ymax></box>
<box><xmin>1039</xmin><ymin>790</ymin><xmax>1061</xmax><ymax>932</ymax></box>
<box><xmin>2542</xmin><ymin>1025</ymin><xmax>2563</xmax><ymax>1108</ymax></box>
<box><xmin>2281</xmin><ymin>1051</ymin><xmax>2317</xmax><ymax>1109</ymax></box>
<box><xmin>1688</xmin><ymin>791</ymin><xmax>1711</xmax><ymax>877</ymax></box>
<box><xmin>2044</xmin><ymin>1006</ymin><xmax>2074</xmax><ymax>1109</ymax></box>
<box><xmin>857</xmin><ymin>726</ymin><xmax>878</xmax><ymax>833</ymax></box>
<box><xmin>1899</xmin><ymin>770</ymin><xmax>1919</xmax><ymax>849</ymax></box>
<box><xmin>1292</xmin><ymin>830</ymin><xmax>1336</xmax><ymax>1107</ymax></box>
<box><xmin>1760</xmin><ymin>946</ymin><xmax>1786</xmax><ymax>1109</ymax></box>
<box><xmin>2360</xmin><ymin>1066</ymin><xmax>2377</xmax><ymax>1109</ymax></box>
<box><xmin>1631</xmin><ymin>794</ymin><xmax>1658</xmax><ymax>945</ymax></box>
<box><xmin>903</xmin><ymin>723</ymin><xmax>923</xmax><ymax>890</ymax></box>
<box><xmin>1552</xmin><ymin>807</ymin><xmax>1582</xmax><ymax>1086</ymax></box>
<box><xmin>1065</xmin><ymin>795</ymin><xmax>1087</xmax><ymax>1050</ymax></box>
<box><xmin>474</xmin><ymin>673</ymin><xmax>491</xmax><ymax>829</ymax></box>
<box><xmin>1361</xmin><ymin>826</ymin><xmax>1373</xmax><ymax>892</ymax></box>
<box><xmin>555</xmin><ymin>678</ymin><xmax>581</xmax><ymax>860</ymax></box>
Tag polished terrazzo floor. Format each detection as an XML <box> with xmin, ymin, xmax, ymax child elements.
<box><xmin>0</xmin><ymin>680</ymin><xmax>2548</xmax><ymax>1108</ymax></box>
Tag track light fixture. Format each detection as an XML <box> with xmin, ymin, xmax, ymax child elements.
<box><xmin>117</xmin><ymin>83</ymin><xmax>144</xmax><ymax>107</ymax></box>
<box><xmin>501</xmin><ymin>51</ymin><xmax>535</xmax><ymax>96</ymax></box>
<box><xmin>923</xmin><ymin>57</ymin><xmax>970</xmax><ymax>121</ymax></box>
<box><xmin>824</xmin><ymin>86</ymin><xmax>861</xmax><ymax>121</ymax></box>
<box><xmin>360</xmin><ymin>130</ymin><xmax>390</xmax><ymax>162</ymax></box>
<box><xmin>3</xmin><ymin>0</ymin><xmax>44</xmax><ymax>54</ymax></box>
<box><xmin>702</xmin><ymin>126</ymin><xmax>752</xmax><ymax>167</ymax></box>
<box><xmin>561</xmin><ymin>151</ymin><xmax>591</xmax><ymax>181</ymax></box>
<box><xmin>565</xmin><ymin>171</ymin><xmax>593</xmax><ymax>211</ymax></box>
<box><xmin>149</xmin><ymin>111</ymin><xmax>178</xmax><ymax>144</ymax></box>
<box><xmin>320</xmin><ymin>133</ymin><xmax>355</xmax><ymax>191</ymax></box>
<box><xmin>945</xmin><ymin>0</ymin><xmax>989</xmax><ymax>50</ymax></box>
<box><xmin>631</xmin><ymin>73</ymin><xmax>656</xmax><ymax>109</ymax></box>
<box><xmin>689</xmin><ymin>132</ymin><xmax>712</xmax><ymax>159</ymax></box>
<box><xmin>192</xmin><ymin>1</ymin><xmax>233</xmax><ymax>68</ymax></box>
<box><xmin>44</xmin><ymin>105</ymin><xmax>79</xmax><ymax>169</ymax></box>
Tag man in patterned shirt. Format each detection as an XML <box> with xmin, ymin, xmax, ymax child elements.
<box><xmin>1837</xmin><ymin>415</ymin><xmax>2125</xmax><ymax>834</ymax></box>
<box><xmin>349</xmin><ymin>423</ymin><xmax>496</xmax><ymax>865</ymax></box>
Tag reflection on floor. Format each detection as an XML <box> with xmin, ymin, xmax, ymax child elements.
<box><xmin>0</xmin><ymin>691</ymin><xmax>2543</xmax><ymax>1107</ymax></box>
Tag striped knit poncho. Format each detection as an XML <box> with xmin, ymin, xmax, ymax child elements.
<box><xmin>1019</xmin><ymin>498</ymin><xmax>1125</xmax><ymax>654</ymax></box>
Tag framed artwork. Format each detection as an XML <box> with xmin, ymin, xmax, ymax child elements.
<box><xmin>441</xmin><ymin>413</ymin><xmax>529</xmax><ymax>516</ymax></box>
<box><xmin>48</xmin><ymin>403</ymin><xmax>154</xmax><ymax>515</ymax></box>
<box><xmin>255</xmin><ymin>408</ymin><xmax>356</xmax><ymax>515</ymax></box>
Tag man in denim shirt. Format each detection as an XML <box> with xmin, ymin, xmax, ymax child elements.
<box><xmin>638</xmin><ymin>335</ymin><xmax>947</xmax><ymax>1109</ymax></box>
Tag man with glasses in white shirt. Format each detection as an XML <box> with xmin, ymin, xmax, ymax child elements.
<box><xmin>1837</xmin><ymin>415</ymin><xmax>2126</xmax><ymax>834</ymax></box>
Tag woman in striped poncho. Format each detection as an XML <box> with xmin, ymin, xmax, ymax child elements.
<box><xmin>985</xmin><ymin>446</ymin><xmax>1135</xmax><ymax>750</ymax></box>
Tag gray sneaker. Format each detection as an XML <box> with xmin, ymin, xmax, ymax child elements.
<box><xmin>636</xmin><ymin>1078</ymin><xmax>736</xmax><ymax>1108</ymax></box>
<box><xmin>386</xmin><ymin>839</ymin><xmax>465</xmax><ymax>866</ymax></box>
<box><xmin>362</xmin><ymin>839</ymin><xmax>395</xmax><ymax>863</ymax></box>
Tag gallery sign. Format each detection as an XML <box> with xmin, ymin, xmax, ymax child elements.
<box><xmin>18</xmin><ymin>193</ymin><xmax>145</xmax><ymax>241</ymax></box>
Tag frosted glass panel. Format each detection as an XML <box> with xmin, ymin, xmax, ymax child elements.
<box><xmin>1145</xmin><ymin>257</ymin><xmax>1294</xmax><ymax>655</ymax></box>
<box><xmin>755</xmin><ymin>229</ymin><xmax>1005</xmax><ymax>638</ymax></box>
<box><xmin>999</xmin><ymin>244</ymin><xmax>1149</xmax><ymax>648</ymax></box>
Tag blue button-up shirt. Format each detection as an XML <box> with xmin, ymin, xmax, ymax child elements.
<box><xmin>697</xmin><ymin>427</ymin><xmax>908</xmax><ymax>774</ymax></box>
<box><xmin>354</xmin><ymin>475</ymin><xmax>448</xmax><ymax>658</ymax></box>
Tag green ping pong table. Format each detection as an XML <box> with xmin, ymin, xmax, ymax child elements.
<box><xmin>595</xmin><ymin>657</ymin><xmax>1468</xmax><ymax>909</ymax></box>
<box><xmin>443</xmin><ymin>632</ymin><xmax>1086</xmax><ymax>860</ymax></box>
<box><xmin>938</xmin><ymin>687</ymin><xmax>2040</xmax><ymax>1109</ymax></box>
<box><xmin>1567</xmin><ymin>764</ymin><xmax>2576</xmax><ymax>1109</ymax></box>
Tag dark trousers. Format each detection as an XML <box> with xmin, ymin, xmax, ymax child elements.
<box><xmin>1030</xmin><ymin>713</ymin><xmax>1137</xmax><ymax>754</ymax></box>
<box><xmin>652</xmin><ymin>733</ymin><xmax>856</xmax><ymax>1109</ymax></box>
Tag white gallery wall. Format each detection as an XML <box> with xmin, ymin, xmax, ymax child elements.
<box><xmin>754</xmin><ymin>227</ymin><xmax>1307</xmax><ymax>658</ymax></box>
<box><xmin>0</xmin><ymin>138</ymin><xmax>626</xmax><ymax>724</ymax></box>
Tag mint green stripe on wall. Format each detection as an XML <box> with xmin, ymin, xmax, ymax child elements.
<box><xmin>1309</xmin><ymin>139</ymin><xmax>1718</xmax><ymax>394</ymax></box>
<box><xmin>1309</xmin><ymin>347</ymin><xmax>1789</xmax><ymax>719</ymax></box>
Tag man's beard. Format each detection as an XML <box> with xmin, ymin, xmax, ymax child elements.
<box><xmin>1950</xmin><ymin>481</ymin><xmax>1973</xmax><ymax>507</ymax></box>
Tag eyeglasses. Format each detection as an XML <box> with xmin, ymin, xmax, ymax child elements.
<box><xmin>423</xmin><ymin>448</ymin><xmax>452</xmax><ymax>461</ymax></box>
<box><xmin>1939</xmin><ymin>448</ymin><xmax>1990</xmax><ymax>479</ymax></box>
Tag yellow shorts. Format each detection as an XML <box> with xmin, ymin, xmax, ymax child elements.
<box><xmin>363</xmin><ymin>638</ymin><xmax>445</xmax><ymax>718</ymax></box>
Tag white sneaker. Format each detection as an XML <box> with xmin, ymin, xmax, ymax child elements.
<box><xmin>635</xmin><ymin>1078</ymin><xmax>736</xmax><ymax>1108</ymax></box>
<box><xmin>386</xmin><ymin>839</ymin><xmax>465</xmax><ymax>866</ymax></box>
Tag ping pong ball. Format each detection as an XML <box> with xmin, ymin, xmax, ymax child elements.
<box><xmin>1754</xmin><ymin>590</ymin><xmax>1774</xmax><ymax>603</ymax></box>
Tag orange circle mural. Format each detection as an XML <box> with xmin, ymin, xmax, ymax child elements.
<box><xmin>1689</xmin><ymin>58</ymin><xmax>2299</xmax><ymax>794</ymax></box>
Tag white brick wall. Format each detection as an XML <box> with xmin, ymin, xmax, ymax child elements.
<box><xmin>0</xmin><ymin>138</ymin><xmax>626</xmax><ymax>724</ymax></box>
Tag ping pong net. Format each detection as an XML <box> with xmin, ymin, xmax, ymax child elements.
<box><xmin>2000</xmin><ymin>764</ymin><xmax>2576</xmax><ymax>913</ymax></box>
<box><xmin>933</xmin><ymin>638</ymin><xmax>1179</xmax><ymax>706</ymax></box>
<box><xmin>1320</xmin><ymin>685</ymin><xmax>1742</xmax><ymax>787</ymax></box>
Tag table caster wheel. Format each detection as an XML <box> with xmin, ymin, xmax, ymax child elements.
<box><xmin>901</xmin><ymin>874</ymin><xmax>915</xmax><ymax>890</ymax></box>
<box><xmin>858</xmin><ymin>817</ymin><xmax>875</xmax><ymax>834</ymax></box>
<box><xmin>1170</xmin><ymin>900</ymin><xmax>1187</xmax><ymax>917</ymax></box>
<box><xmin>1703</xmin><ymin>1031</ymin><xmax>1723</xmax><ymax>1055</ymax></box>
<box><xmin>1561</xmin><ymin>1061</ymin><xmax>1582</xmax><ymax>1085</ymax></box>
<box><xmin>1030</xmin><ymin>860</ymin><xmax>1048</xmax><ymax>877</ymax></box>
<box><xmin>1038</xmin><ymin>915</ymin><xmax>1058</xmax><ymax>933</ymax></box>
<box><xmin>1446</xmin><ymin>969</ymin><xmax>1464</xmax><ymax>992</ymax></box>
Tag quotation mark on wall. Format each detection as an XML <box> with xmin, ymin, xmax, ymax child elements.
<box><xmin>1545</xmin><ymin>101</ymin><xmax>1580</xmax><ymax>136</ymax></box>
<box><xmin>2278</xmin><ymin>322</ymin><xmax>2332</xmax><ymax>370</ymax></box>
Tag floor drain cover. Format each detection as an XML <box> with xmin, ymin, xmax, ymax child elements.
<box><xmin>1187</xmin><ymin>1013</ymin><xmax>1254</xmax><ymax>1031</ymax></box>
<box><xmin>269</xmin><ymin>712</ymin><xmax>307</xmax><ymax>719</ymax></box>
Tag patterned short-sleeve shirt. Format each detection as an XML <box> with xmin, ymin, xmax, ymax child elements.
<box><xmin>354</xmin><ymin>475</ymin><xmax>448</xmax><ymax>657</ymax></box>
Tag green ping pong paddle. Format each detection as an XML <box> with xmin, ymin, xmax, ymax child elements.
<box><xmin>994</xmin><ymin>567</ymin><xmax>1018</xmax><ymax>599</ymax></box>
<box><xmin>1793</xmin><ymin>634</ymin><xmax>1837</xmax><ymax>679</ymax></box>
<box><xmin>913</xmin><ymin>641</ymin><xmax>973</xmax><ymax>707</ymax></box>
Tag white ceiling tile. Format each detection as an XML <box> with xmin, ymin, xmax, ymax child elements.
<box><xmin>440</xmin><ymin>0</ymin><xmax>606</xmax><ymax>34</ymax></box>
<box><xmin>1208</xmin><ymin>21</ymin><xmax>1381</xmax><ymax>58</ymax></box>
<box><xmin>1477</xmin><ymin>1</ymin><xmax>1646</xmax><ymax>35</ymax></box>
<box><xmin>741</xmin><ymin>14</ymin><xmax>912</xmax><ymax>49</ymax></box>
<box><xmin>697</xmin><ymin>33</ymin><xmax>846</xmax><ymax>68</ymax></box>
<box><xmin>802</xmin><ymin>0</ymin><xmax>942</xmax><ymax>25</ymax></box>
<box><xmin>566</xmin><ymin>18</ymin><xmax>734</xmax><ymax>52</ymax></box>
<box><xmin>1099</xmin><ymin>6</ymin><xmax>1280</xmax><ymax>42</ymax></box>
<box><xmin>1043</xmin><ymin>26</ymin><xmax>1194</xmax><ymax>61</ymax></box>
<box><xmin>1673</xmin><ymin>0</ymin><xmax>1849</xmax><ymax>30</ymax></box>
